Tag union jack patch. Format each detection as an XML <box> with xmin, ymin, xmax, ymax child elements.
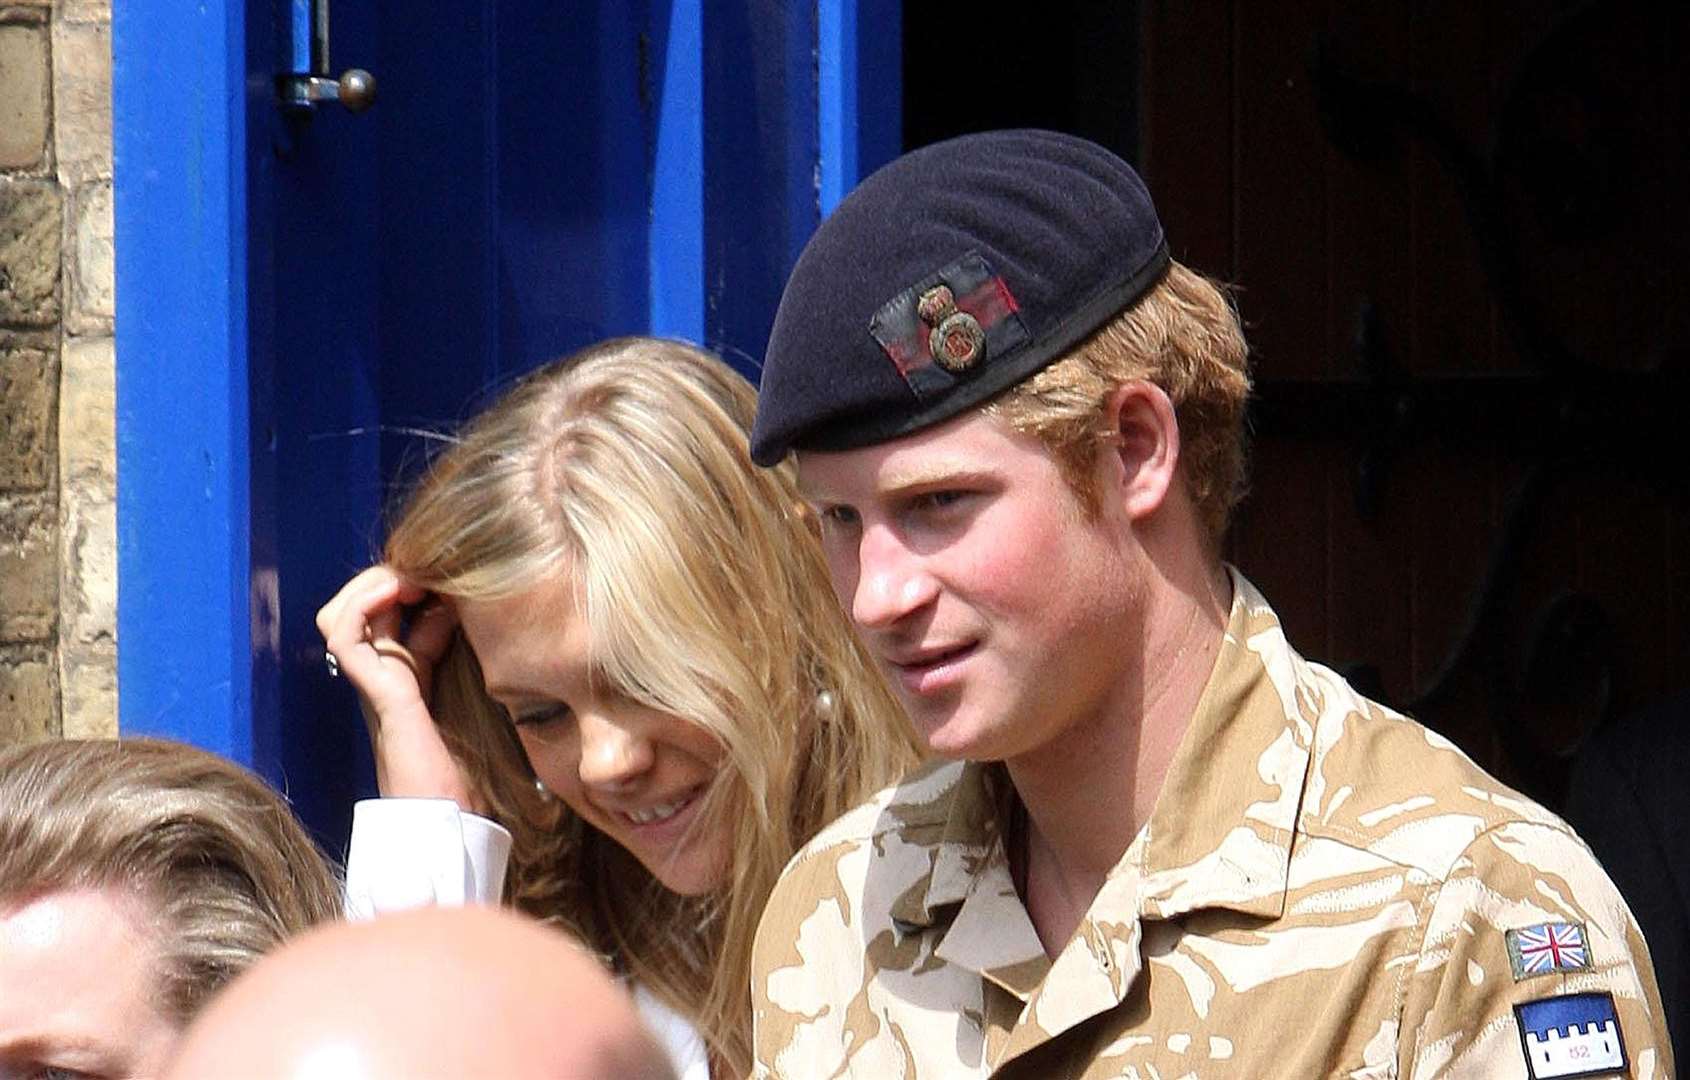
<box><xmin>1506</xmin><ymin>921</ymin><xmax>1591</xmax><ymax>981</ymax></box>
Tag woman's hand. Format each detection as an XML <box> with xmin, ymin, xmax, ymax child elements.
<box><xmin>317</xmin><ymin>567</ymin><xmax>484</xmax><ymax>812</ymax></box>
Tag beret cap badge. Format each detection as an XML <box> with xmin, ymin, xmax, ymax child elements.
<box><xmin>933</xmin><ymin>314</ymin><xmax>985</xmax><ymax>372</ymax></box>
<box><xmin>918</xmin><ymin>285</ymin><xmax>985</xmax><ymax>372</ymax></box>
<box><xmin>916</xmin><ymin>284</ymin><xmax>955</xmax><ymax>325</ymax></box>
<box><xmin>867</xmin><ymin>252</ymin><xmax>1026</xmax><ymax>400</ymax></box>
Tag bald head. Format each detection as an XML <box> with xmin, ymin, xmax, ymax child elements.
<box><xmin>165</xmin><ymin>907</ymin><xmax>675</xmax><ymax>1080</ymax></box>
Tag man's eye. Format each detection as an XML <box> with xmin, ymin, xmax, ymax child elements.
<box><xmin>915</xmin><ymin>490</ymin><xmax>967</xmax><ymax>511</ymax></box>
<box><xmin>819</xmin><ymin>505</ymin><xmax>860</xmax><ymax>528</ymax></box>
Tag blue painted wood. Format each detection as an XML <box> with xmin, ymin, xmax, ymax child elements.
<box><xmin>845</xmin><ymin>0</ymin><xmax>903</xmax><ymax>207</ymax></box>
<box><xmin>112</xmin><ymin>0</ymin><xmax>258</xmax><ymax>762</ymax></box>
<box><xmin>289</xmin><ymin>0</ymin><xmax>312</xmax><ymax>71</ymax></box>
<box><xmin>262</xmin><ymin>0</ymin><xmax>384</xmax><ymax>840</ymax></box>
<box><xmin>244</xmin><ymin>2</ymin><xmax>285</xmax><ymax>790</ymax></box>
<box><xmin>491</xmin><ymin>1</ymin><xmax>652</xmax><ymax>372</ymax></box>
<box><xmin>701</xmin><ymin>0</ymin><xmax>820</xmax><ymax>380</ymax></box>
<box><xmin>650</xmin><ymin>0</ymin><xmax>706</xmax><ymax>343</ymax></box>
<box><xmin>819</xmin><ymin>0</ymin><xmax>903</xmax><ymax>215</ymax></box>
<box><xmin>819</xmin><ymin>0</ymin><xmax>857</xmax><ymax>214</ymax></box>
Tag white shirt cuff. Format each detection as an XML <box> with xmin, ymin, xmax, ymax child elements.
<box><xmin>343</xmin><ymin>797</ymin><xmax>512</xmax><ymax>919</ymax></box>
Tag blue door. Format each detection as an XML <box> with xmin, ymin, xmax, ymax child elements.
<box><xmin>114</xmin><ymin>0</ymin><xmax>900</xmax><ymax>846</ymax></box>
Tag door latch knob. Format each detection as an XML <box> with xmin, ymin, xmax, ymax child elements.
<box><xmin>278</xmin><ymin>68</ymin><xmax>377</xmax><ymax>113</ymax></box>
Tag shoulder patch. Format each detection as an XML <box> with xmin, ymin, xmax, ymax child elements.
<box><xmin>1513</xmin><ymin>991</ymin><xmax>1626</xmax><ymax>1079</ymax></box>
<box><xmin>1506</xmin><ymin>921</ymin><xmax>1591</xmax><ymax>981</ymax></box>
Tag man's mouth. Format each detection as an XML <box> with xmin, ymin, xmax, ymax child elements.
<box><xmin>888</xmin><ymin>642</ymin><xmax>977</xmax><ymax>690</ymax></box>
<box><xmin>892</xmin><ymin>642</ymin><xmax>973</xmax><ymax>669</ymax></box>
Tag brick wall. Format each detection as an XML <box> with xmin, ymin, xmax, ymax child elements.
<box><xmin>0</xmin><ymin>0</ymin><xmax>114</xmax><ymax>744</ymax></box>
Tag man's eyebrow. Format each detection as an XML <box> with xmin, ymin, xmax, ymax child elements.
<box><xmin>877</xmin><ymin>464</ymin><xmax>998</xmax><ymax>495</ymax></box>
<box><xmin>801</xmin><ymin>461</ymin><xmax>998</xmax><ymax>502</ymax></box>
<box><xmin>794</xmin><ymin>477</ymin><xmax>828</xmax><ymax>502</ymax></box>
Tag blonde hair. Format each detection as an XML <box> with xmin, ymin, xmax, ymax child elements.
<box><xmin>987</xmin><ymin>261</ymin><xmax>1252</xmax><ymax>542</ymax></box>
<box><xmin>382</xmin><ymin>337</ymin><xmax>919</xmax><ymax>1075</ymax></box>
<box><xmin>0</xmin><ymin>737</ymin><xmax>343</xmax><ymax>1026</ymax></box>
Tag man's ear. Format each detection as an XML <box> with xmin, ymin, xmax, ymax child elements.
<box><xmin>1104</xmin><ymin>380</ymin><xmax>1180</xmax><ymax>521</ymax></box>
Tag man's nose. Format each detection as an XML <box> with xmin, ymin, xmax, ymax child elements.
<box><xmin>852</xmin><ymin>526</ymin><xmax>938</xmax><ymax>630</ymax></box>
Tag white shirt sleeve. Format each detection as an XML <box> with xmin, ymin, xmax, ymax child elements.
<box><xmin>632</xmin><ymin>983</ymin><xmax>712</xmax><ymax>1080</ymax></box>
<box><xmin>343</xmin><ymin>797</ymin><xmax>512</xmax><ymax>919</ymax></box>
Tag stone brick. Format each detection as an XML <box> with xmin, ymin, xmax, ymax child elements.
<box><xmin>0</xmin><ymin>344</ymin><xmax>54</xmax><ymax>489</ymax></box>
<box><xmin>0</xmin><ymin>180</ymin><xmax>61</xmax><ymax>324</ymax></box>
<box><xmin>0</xmin><ymin>494</ymin><xmax>54</xmax><ymax>641</ymax></box>
<box><xmin>0</xmin><ymin>22</ymin><xmax>50</xmax><ymax>170</ymax></box>
<box><xmin>0</xmin><ymin>325</ymin><xmax>52</xmax><ymax>350</ymax></box>
<box><xmin>66</xmin><ymin>179</ymin><xmax>111</xmax><ymax>332</ymax></box>
<box><xmin>59</xmin><ymin>638</ymin><xmax>113</xmax><ymax>738</ymax></box>
<box><xmin>51</xmin><ymin>18</ymin><xmax>109</xmax><ymax>183</ymax></box>
<box><xmin>58</xmin><ymin>333</ymin><xmax>109</xmax><ymax>480</ymax></box>
<box><xmin>0</xmin><ymin>646</ymin><xmax>56</xmax><ymax>742</ymax></box>
<box><xmin>55</xmin><ymin>0</ymin><xmax>110</xmax><ymax>28</ymax></box>
<box><xmin>58</xmin><ymin>466</ymin><xmax>112</xmax><ymax>650</ymax></box>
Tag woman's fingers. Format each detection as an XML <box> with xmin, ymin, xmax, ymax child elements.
<box><xmin>364</xmin><ymin>590</ymin><xmax>406</xmax><ymax>646</ymax></box>
<box><xmin>319</xmin><ymin>566</ymin><xmax>479</xmax><ymax>808</ymax></box>
<box><xmin>317</xmin><ymin>565</ymin><xmax>397</xmax><ymax>640</ymax></box>
<box><xmin>317</xmin><ymin>566</ymin><xmax>432</xmax><ymax>638</ymax></box>
<box><xmin>396</xmin><ymin>601</ymin><xmax>458</xmax><ymax>704</ymax></box>
<box><xmin>406</xmin><ymin>600</ymin><xmax>460</xmax><ymax>668</ymax></box>
<box><xmin>323</xmin><ymin>572</ymin><xmax>431</xmax><ymax>716</ymax></box>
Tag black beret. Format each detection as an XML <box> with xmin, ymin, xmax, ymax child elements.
<box><xmin>750</xmin><ymin>129</ymin><xmax>1170</xmax><ymax>465</ymax></box>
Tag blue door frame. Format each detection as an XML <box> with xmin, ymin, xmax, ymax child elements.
<box><xmin>113</xmin><ymin>0</ymin><xmax>900</xmax><ymax>845</ymax></box>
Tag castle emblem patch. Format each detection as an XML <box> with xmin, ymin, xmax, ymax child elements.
<box><xmin>1514</xmin><ymin>992</ymin><xmax>1626</xmax><ymax>1079</ymax></box>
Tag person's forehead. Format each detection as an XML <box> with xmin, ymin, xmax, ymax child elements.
<box><xmin>455</xmin><ymin>577</ymin><xmax>573</xmax><ymax>639</ymax></box>
<box><xmin>0</xmin><ymin>888</ymin><xmax>166</xmax><ymax>1055</ymax></box>
<box><xmin>795</xmin><ymin>408</ymin><xmax>1047</xmax><ymax>498</ymax></box>
<box><xmin>455</xmin><ymin>577</ymin><xmax>586</xmax><ymax>697</ymax></box>
<box><xmin>0</xmin><ymin>887</ymin><xmax>154</xmax><ymax>970</ymax></box>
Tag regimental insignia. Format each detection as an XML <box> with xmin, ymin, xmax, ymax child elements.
<box><xmin>1514</xmin><ymin>992</ymin><xmax>1627</xmax><ymax>1079</ymax></box>
<box><xmin>868</xmin><ymin>252</ymin><xmax>1028</xmax><ymax>400</ymax></box>
<box><xmin>1507</xmin><ymin>921</ymin><xmax>1592</xmax><ymax>981</ymax></box>
<box><xmin>916</xmin><ymin>287</ymin><xmax>985</xmax><ymax>373</ymax></box>
<box><xmin>916</xmin><ymin>284</ymin><xmax>955</xmax><ymax>326</ymax></box>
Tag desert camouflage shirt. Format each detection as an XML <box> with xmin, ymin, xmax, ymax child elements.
<box><xmin>752</xmin><ymin>571</ymin><xmax>1673</xmax><ymax>1079</ymax></box>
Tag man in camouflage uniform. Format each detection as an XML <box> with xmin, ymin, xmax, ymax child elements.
<box><xmin>745</xmin><ymin>130</ymin><xmax>1673</xmax><ymax>1078</ymax></box>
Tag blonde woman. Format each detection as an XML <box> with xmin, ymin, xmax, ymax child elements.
<box><xmin>317</xmin><ymin>337</ymin><xmax>920</xmax><ymax>1077</ymax></box>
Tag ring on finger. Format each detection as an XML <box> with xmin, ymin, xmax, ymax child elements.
<box><xmin>324</xmin><ymin>651</ymin><xmax>342</xmax><ymax>678</ymax></box>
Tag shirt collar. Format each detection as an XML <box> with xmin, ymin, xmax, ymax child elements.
<box><xmin>887</xmin><ymin>567</ymin><xmax>1315</xmax><ymax>942</ymax></box>
<box><xmin>1135</xmin><ymin>568</ymin><xmax>1314</xmax><ymax>921</ymax></box>
<box><xmin>888</xmin><ymin>760</ymin><xmax>1003</xmax><ymax>930</ymax></box>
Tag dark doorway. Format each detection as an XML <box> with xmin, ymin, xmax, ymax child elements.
<box><xmin>902</xmin><ymin>2</ymin><xmax>1141</xmax><ymax>164</ymax></box>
